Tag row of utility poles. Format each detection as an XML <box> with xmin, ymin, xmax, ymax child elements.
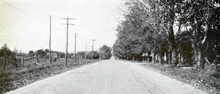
<box><xmin>49</xmin><ymin>16</ymin><xmax>96</xmax><ymax>66</ymax></box>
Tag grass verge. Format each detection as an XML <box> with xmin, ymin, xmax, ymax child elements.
<box><xmin>0</xmin><ymin>59</ymin><xmax>101</xmax><ymax>94</ymax></box>
<box><xmin>141</xmin><ymin>62</ymin><xmax>220</xmax><ymax>94</ymax></box>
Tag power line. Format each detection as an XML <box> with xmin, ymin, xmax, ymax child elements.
<box><xmin>0</xmin><ymin>0</ymin><xmax>63</xmax><ymax>32</ymax></box>
<box><xmin>0</xmin><ymin>0</ymin><xmax>45</xmax><ymax>23</ymax></box>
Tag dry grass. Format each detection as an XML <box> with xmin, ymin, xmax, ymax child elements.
<box><xmin>0</xmin><ymin>58</ymin><xmax>101</xmax><ymax>94</ymax></box>
<box><xmin>141</xmin><ymin>62</ymin><xmax>220</xmax><ymax>94</ymax></box>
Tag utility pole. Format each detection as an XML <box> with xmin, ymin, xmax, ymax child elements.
<box><xmin>85</xmin><ymin>42</ymin><xmax>87</xmax><ymax>60</ymax></box>
<box><xmin>74</xmin><ymin>34</ymin><xmax>77</xmax><ymax>61</ymax></box>
<box><xmin>92</xmin><ymin>39</ymin><xmax>95</xmax><ymax>60</ymax></box>
<box><xmin>62</xmin><ymin>17</ymin><xmax>74</xmax><ymax>66</ymax></box>
<box><xmin>49</xmin><ymin>15</ymin><xmax>52</xmax><ymax>64</ymax></box>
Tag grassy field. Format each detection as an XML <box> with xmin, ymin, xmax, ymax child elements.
<box><xmin>0</xmin><ymin>58</ymin><xmax>101</xmax><ymax>94</ymax></box>
<box><xmin>141</xmin><ymin>62</ymin><xmax>220</xmax><ymax>94</ymax></box>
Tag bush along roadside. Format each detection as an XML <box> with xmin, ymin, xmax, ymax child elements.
<box><xmin>141</xmin><ymin>62</ymin><xmax>220</xmax><ymax>94</ymax></box>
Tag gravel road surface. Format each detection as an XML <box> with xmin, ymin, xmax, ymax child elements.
<box><xmin>7</xmin><ymin>59</ymin><xmax>207</xmax><ymax>94</ymax></box>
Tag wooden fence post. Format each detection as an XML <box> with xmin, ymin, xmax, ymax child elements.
<box><xmin>22</xmin><ymin>53</ymin><xmax>24</xmax><ymax>66</ymax></box>
<box><xmin>51</xmin><ymin>53</ymin><xmax>53</xmax><ymax>63</ymax></box>
<box><xmin>44</xmin><ymin>55</ymin><xmax>46</xmax><ymax>63</ymax></box>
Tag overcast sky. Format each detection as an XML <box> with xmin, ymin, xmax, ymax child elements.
<box><xmin>0</xmin><ymin>0</ymin><xmax>125</xmax><ymax>53</ymax></box>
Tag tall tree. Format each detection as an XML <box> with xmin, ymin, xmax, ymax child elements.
<box><xmin>0</xmin><ymin>44</ymin><xmax>13</xmax><ymax>58</ymax></box>
<box><xmin>114</xmin><ymin>0</ymin><xmax>220</xmax><ymax>69</ymax></box>
<box><xmin>99</xmin><ymin>45</ymin><xmax>112</xmax><ymax>59</ymax></box>
<box><xmin>179</xmin><ymin>0</ymin><xmax>219</xmax><ymax>68</ymax></box>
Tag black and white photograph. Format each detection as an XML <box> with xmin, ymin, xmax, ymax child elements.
<box><xmin>0</xmin><ymin>0</ymin><xmax>220</xmax><ymax>94</ymax></box>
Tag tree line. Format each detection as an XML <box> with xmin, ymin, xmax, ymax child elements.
<box><xmin>77</xmin><ymin>45</ymin><xmax>112</xmax><ymax>60</ymax></box>
<box><xmin>0</xmin><ymin>44</ymin><xmax>112</xmax><ymax>70</ymax></box>
<box><xmin>113</xmin><ymin>0</ymin><xmax>220</xmax><ymax>69</ymax></box>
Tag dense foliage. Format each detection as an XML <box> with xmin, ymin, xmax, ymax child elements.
<box><xmin>86</xmin><ymin>51</ymin><xmax>99</xmax><ymax>59</ymax></box>
<box><xmin>113</xmin><ymin>0</ymin><xmax>220</xmax><ymax>69</ymax></box>
<box><xmin>0</xmin><ymin>44</ymin><xmax>14</xmax><ymax>58</ymax></box>
<box><xmin>99</xmin><ymin>45</ymin><xmax>112</xmax><ymax>59</ymax></box>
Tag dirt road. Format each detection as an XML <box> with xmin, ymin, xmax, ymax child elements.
<box><xmin>7</xmin><ymin>59</ymin><xmax>207</xmax><ymax>94</ymax></box>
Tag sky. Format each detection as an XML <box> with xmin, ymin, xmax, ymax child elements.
<box><xmin>0</xmin><ymin>0</ymin><xmax>125</xmax><ymax>53</ymax></box>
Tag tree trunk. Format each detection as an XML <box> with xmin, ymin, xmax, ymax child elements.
<box><xmin>156</xmin><ymin>54</ymin><xmax>159</xmax><ymax>63</ymax></box>
<box><xmin>168</xmin><ymin>3</ymin><xmax>176</xmax><ymax>65</ymax></box>
<box><xmin>191</xmin><ymin>38</ymin><xmax>205</xmax><ymax>69</ymax></box>
<box><xmin>159</xmin><ymin>54</ymin><xmax>163</xmax><ymax>64</ymax></box>
<box><xmin>172</xmin><ymin>49</ymin><xmax>177</xmax><ymax>66</ymax></box>
<box><xmin>179</xmin><ymin>54</ymin><xmax>182</xmax><ymax>64</ymax></box>
<box><xmin>169</xmin><ymin>52</ymin><xmax>172</xmax><ymax>64</ymax></box>
<box><xmin>148</xmin><ymin>52</ymin><xmax>150</xmax><ymax>62</ymax></box>
<box><xmin>151</xmin><ymin>51</ymin><xmax>154</xmax><ymax>63</ymax></box>
<box><xmin>196</xmin><ymin>49</ymin><xmax>204</xmax><ymax>69</ymax></box>
<box><xmin>154</xmin><ymin>53</ymin><xmax>156</xmax><ymax>63</ymax></box>
<box><xmin>3</xmin><ymin>52</ymin><xmax>6</xmax><ymax>70</ymax></box>
<box><xmin>3</xmin><ymin>57</ymin><xmax>6</xmax><ymax>70</ymax></box>
<box><xmin>165</xmin><ymin>52</ymin><xmax>168</xmax><ymax>64</ymax></box>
